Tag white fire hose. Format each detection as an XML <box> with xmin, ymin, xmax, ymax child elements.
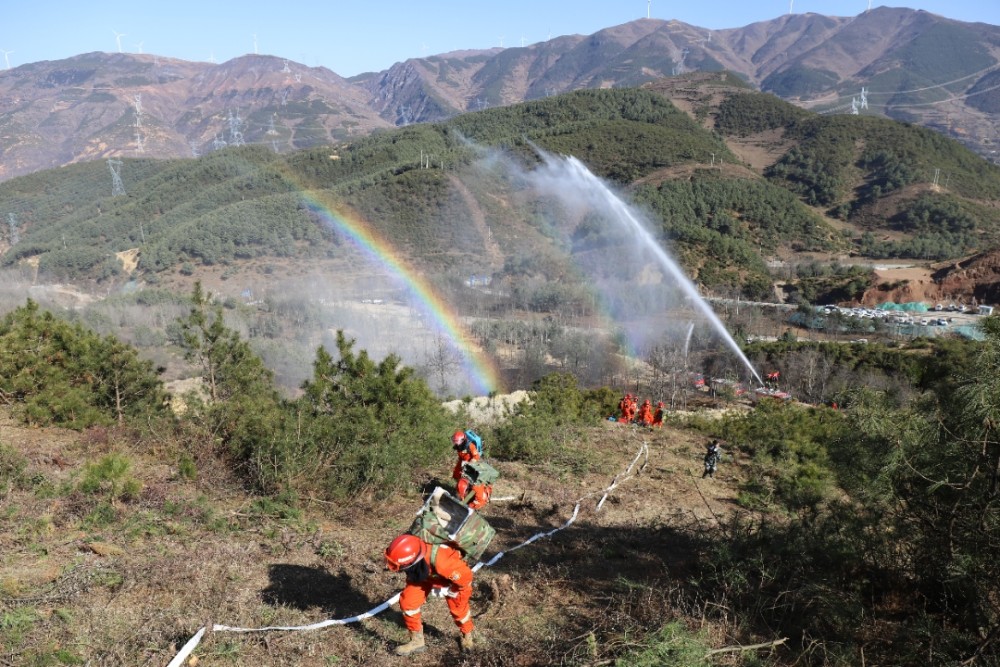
<box><xmin>166</xmin><ymin>441</ymin><xmax>649</xmax><ymax>666</ymax></box>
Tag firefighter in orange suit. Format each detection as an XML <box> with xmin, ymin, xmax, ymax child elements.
<box><xmin>652</xmin><ymin>401</ymin><xmax>665</xmax><ymax>427</ymax></box>
<box><xmin>451</xmin><ymin>430</ymin><xmax>481</xmax><ymax>483</ymax></box>
<box><xmin>637</xmin><ymin>399</ymin><xmax>654</xmax><ymax>426</ymax></box>
<box><xmin>456</xmin><ymin>474</ymin><xmax>492</xmax><ymax>510</ymax></box>
<box><xmin>385</xmin><ymin>534</ymin><xmax>476</xmax><ymax>655</ymax></box>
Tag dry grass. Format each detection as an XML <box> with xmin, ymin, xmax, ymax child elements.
<box><xmin>0</xmin><ymin>410</ymin><xmax>755</xmax><ymax>666</ymax></box>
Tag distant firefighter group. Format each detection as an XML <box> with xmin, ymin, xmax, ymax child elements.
<box><xmin>616</xmin><ymin>393</ymin><xmax>664</xmax><ymax>427</ymax></box>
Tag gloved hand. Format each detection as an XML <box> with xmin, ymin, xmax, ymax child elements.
<box><xmin>430</xmin><ymin>586</ymin><xmax>458</xmax><ymax>599</ymax></box>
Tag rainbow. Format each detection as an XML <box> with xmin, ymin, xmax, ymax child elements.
<box><xmin>297</xmin><ymin>189</ymin><xmax>503</xmax><ymax>396</ymax></box>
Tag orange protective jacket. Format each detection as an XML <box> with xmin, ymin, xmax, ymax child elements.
<box><xmin>637</xmin><ymin>402</ymin><xmax>653</xmax><ymax>426</ymax></box>
<box><xmin>652</xmin><ymin>408</ymin><xmax>664</xmax><ymax>427</ymax></box>
<box><xmin>398</xmin><ymin>543</ymin><xmax>474</xmax><ymax>634</ymax></box>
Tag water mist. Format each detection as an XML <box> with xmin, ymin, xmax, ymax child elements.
<box><xmin>527</xmin><ymin>153</ymin><xmax>763</xmax><ymax>386</ymax></box>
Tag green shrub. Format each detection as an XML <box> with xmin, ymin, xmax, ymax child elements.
<box><xmin>174</xmin><ymin>284</ymin><xmax>454</xmax><ymax>500</ymax></box>
<box><xmin>291</xmin><ymin>331</ymin><xmax>453</xmax><ymax>499</ymax></box>
<box><xmin>0</xmin><ymin>300</ymin><xmax>170</xmax><ymax>429</ymax></box>
<box><xmin>613</xmin><ymin>621</ymin><xmax>711</xmax><ymax>666</ymax></box>
<box><xmin>491</xmin><ymin>372</ymin><xmax>605</xmax><ymax>463</ymax></box>
<box><xmin>78</xmin><ymin>453</ymin><xmax>142</xmax><ymax>501</ymax></box>
<box><xmin>0</xmin><ymin>605</ymin><xmax>41</xmax><ymax>648</ymax></box>
<box><xmin>715</xmin><ymin>399</ymin><xmax>842</xmax><ymax>512</ymax></box>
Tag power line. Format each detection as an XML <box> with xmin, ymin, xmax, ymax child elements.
<box><xmin>810</xmin><ymin>62</ymin><xmax>1000</xmax><ymax>111</ymax></box>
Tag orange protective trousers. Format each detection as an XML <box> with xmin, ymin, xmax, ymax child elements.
<box><xmin>398</xmin><ymin>545</ymin><xmax>474</xmax><ymax>634</ymax></box>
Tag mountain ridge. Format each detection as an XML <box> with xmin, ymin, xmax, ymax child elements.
<box><xmin>2</xmin><ymin>8</ymin><xmax>1000</xmax><ymax>183</ymax></box>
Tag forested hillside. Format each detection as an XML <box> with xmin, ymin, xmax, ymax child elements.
<box><xmin>4</xmin><ymin>84</ymin><xmax>1000</xmax><ymax>300</ymax></box>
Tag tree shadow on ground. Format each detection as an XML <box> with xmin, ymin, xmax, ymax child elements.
<box><xmin>260</xmin><ymin>564</ymin><xmax>462</xmax><ymax>651</ymax></box>
<box><xmin>262</xmin><ymin>564</ymin><xmax>375</xmax><ymax>616</ymax></box>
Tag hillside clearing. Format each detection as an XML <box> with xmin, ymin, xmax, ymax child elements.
<box><xmin>0</xmin><ymin>411</ymin><xmax>752</xmax><ymax>666</ymax></box>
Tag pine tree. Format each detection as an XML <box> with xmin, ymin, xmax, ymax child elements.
<box><xmin>298</xmin><ymin>330</ymin><xmax>452</xmax><ymax>497</ymax></box>
<box><xmin>0</xmin><ymin>300</ymin><xmax>168</xmax><ymax>428</ymax></box>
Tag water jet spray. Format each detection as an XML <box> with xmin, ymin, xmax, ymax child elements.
<box><xmin>528</xmin><ymin>153</ymin><xmax>763</xmax><ymax>386</ymax></box>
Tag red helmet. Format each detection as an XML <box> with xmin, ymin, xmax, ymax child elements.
<box><xmin>385</xmin><ymin>534</ymin><xmax>427</xmax><ymax>571</ymax></box>
<box><xmin>452</xmin><ymin>430</ymin><xmax>467</xmax><ymax>447</ymax></box>
<box><xmin>657</xmin><ymin>402</ymin><xmax>664</xmax><ymax>407</ymax></box>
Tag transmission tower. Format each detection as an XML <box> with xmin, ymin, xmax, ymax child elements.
<box><xmin>133</xmin><ymin>94</ymin><xmax>144</xmax><ymax>153</ymax></box>
<box><xmin>108</xmin><ymin>159</ymin><xmax>126</xmax><ymax>197</ymax></box>
<box><xmin>7</xmin><ymin>213</ymin><xmax>18</xmax><ymax>246</ymax></box>
<box><xmin>213</xmin><ymin>134</ymin><xmax>227</xmax><ymax>150</ymax></box>
<box><xmin>860</xmin><ymin>86</ymin><xmax>868</xmax><ymax>110</ymax></box>
<box><xmin>190</xmin><ymin>140</ymin><xmax>200</xmax><ymax>157</ymax></box>
<box><xmin>228</xmin><ymin>109</ymin><xmax>245</xmax><ymax>147</ymax></box>
<box><xmin>851</xmin><ymin>97</ymin><xmax>859</xmax><ymax>114</ymax></box>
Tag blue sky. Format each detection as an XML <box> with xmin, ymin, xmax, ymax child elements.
<box><xmin>2</xmin><ymin>1</ymin><xmax>998</xmax><ymax>77</ymax></box>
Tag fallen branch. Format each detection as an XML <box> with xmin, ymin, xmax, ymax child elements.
<box><xmin>705</xmin><ymin>637</ymin><xmax>788</xmax><ymax>657</ymax></box>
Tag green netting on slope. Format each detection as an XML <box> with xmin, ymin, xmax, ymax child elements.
<box><xmin>954</xmin><ymin>325</ymin><xmax>986</xmax><ymax>341</ymax></box>
<box><xmin>877</xmin><ymin>302</ymin><xmax>929</xmax><ymax>312</ymax></box>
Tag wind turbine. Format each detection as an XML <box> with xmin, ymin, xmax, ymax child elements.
<box><xmin>1</xmin><ymin>50</ymin><xmax>13</xmax><ymax>69</ymax></box>
<box><xmin>134</xmin><ymin>42</ymin><xmax>143</xmax><ymax>54</ymax></box>
<box><xmin>252</xmin><ymin>34</ymin><xmax>258</xmax><ymax>54</ymax></box>
<box><xmin>112</xmin><ymin>29</ymin><xmax>126</xmax><ymax>53</ymax></box>
<box><xmin>867</xmin><ymin>0</ymin><xmax>872</xmax><ymax>10</ymax></box>
<box><xmin>647</xmin><ymin>0</ymin><xmax>651</xmax><ymax>19</ymax></box>
<box><xmin>789</xmin><ymin>0</ymin><xmax>794</xmax><ymax>14</ymax></box>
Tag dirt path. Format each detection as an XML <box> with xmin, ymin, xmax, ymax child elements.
<box><xmin>449</xmin><ymin>174</ymin><xmax>504</xmax><ymax>268</ymax></box>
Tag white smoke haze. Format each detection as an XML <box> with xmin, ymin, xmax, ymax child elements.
<box><xmin>0</xmin><ymin>142</ymin><xmax>764</xmax><ymax>399</ymax></box>
<box><xmin>226</xmin><ymin>146</ymin><xmax>765</xmax><ymax>394</ymax></box>
<box><xmin>236</xmin><ymin>269</ymin><xmax>486</xmax><ymax>398</ymax></box>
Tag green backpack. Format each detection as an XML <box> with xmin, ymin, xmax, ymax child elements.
<box><xmin>461</xmin><ymin>459</ymin><xmax>500</xmax><ymax>486</ymax></box>
<box><xmin>408</xmin><ymin>486</ymin><xmax>496</xmax><ymax>563</ymax></box>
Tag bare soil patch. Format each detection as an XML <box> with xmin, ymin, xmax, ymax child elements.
<box><xmin>116</xmin><ymin>248</ymin><xmax>140</xmax><ymax>275</ymax></box>
<box><xmin>864</xmin><ymin>265</ymin><xmax>941</xmax><ymax>305</ymax></box>
<box><xmin>725</xmin><ymin>128</ymin><xmax>794</xmax><ymax>173</ymax></box>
